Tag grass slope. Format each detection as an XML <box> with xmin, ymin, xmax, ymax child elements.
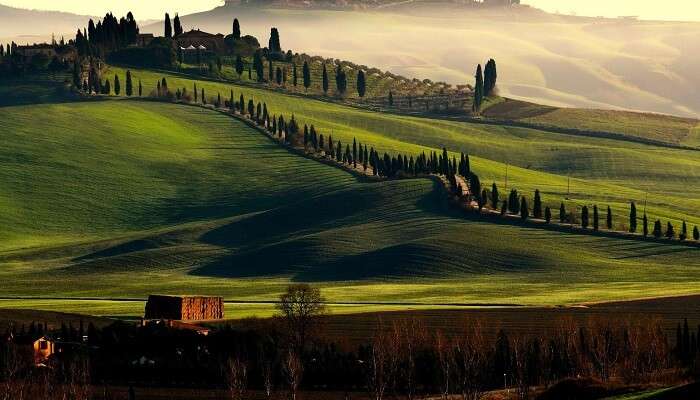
<box><xmin>0</xmin><ymin>99</ymin><xmax>699</xmax><ymax>318</ymax></box>
<box><xmin>110</xmin><ymin>67</ymin><xmax>700</xmax><ymax>230</ymax></box>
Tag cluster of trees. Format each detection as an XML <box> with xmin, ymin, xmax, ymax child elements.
<box><xmin>472</xmin><ymin>59</ymin><xmax>498</xmax><ymax>112</ymax></box>
<box><xmin>76</xmin><ymin>67</ymin><xmax>141</xmax><ymax>98</ymax></box>
<box><xmin>163</xmin><ymin>13</ymin><xmax>184</xmax><ymax>39</ymax></box>
<box><xmin>2</xmin><ymin>285</ymin><xmax>692</xmax><ymax>400</ymax></box>
<box><xmin>75</xmin><ymin>12</ymin><xmax>139</xmax><ymax>57</ymax></box>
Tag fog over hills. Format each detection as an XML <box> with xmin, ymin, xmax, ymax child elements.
<box><xmin>3</xmin><ymin>2</ymin><xmax>700</xmax><ymax>117</ymax></box>
<box><xmin>143</xmin><ymin>4</ymin><xmax>700</xmax><ymax>117</ymax></box>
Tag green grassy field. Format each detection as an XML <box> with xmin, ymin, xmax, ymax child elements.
<box><xmin>109</xmin><ymin>66</ymin><xmax>700</xmax><ymax>231</ymax></box>
<box><xmin>0</xmin><ymin>99</ymin><xmax>699</xmax><ymax>318</ymax></box>
<box><xmin>483</xmin><ymin>98</ymin><xmax>700</xmax><ymax>148</ymax></box>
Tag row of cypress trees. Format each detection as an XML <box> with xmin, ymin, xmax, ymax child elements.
<box><xmin>145</xmin><ymin>75</ymin><xmax>699</xmax><ymax>245</ymax></box>
<box><xmin>473</xmin><ymin>183</ymin><xmax>699</xmax><ymax>243</ymax></box>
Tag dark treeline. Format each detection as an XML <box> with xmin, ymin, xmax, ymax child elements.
<box><xmin>75</xmin><ymin>12</ymin><xmax>139</xmax><ymax>58</ymax></box>
<box><xmin>1</xmin><ymin>312</ymin><xmax>697</xmax><ymax>399</ymax></box>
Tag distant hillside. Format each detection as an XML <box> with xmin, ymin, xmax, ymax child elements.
<box><xmin>144</xmin><ymin>4</ymin><xmax>700</xmax><ymax>118</ymax></box>
<box><xmin>0</xmin><ymin>4</ymin><xmax>95</xmax><ymax>43</ymax></box>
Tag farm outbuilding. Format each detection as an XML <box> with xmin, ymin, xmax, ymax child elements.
<box><xmin>144</xmin><ymin>295</ymin><xmax>224</xmax><ymax>321</ymax></box>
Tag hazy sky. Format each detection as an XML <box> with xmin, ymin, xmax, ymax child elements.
<box><xmin>1</xmin><ymin>0</ymin><xmax>700</xmax><ymax>21</ymax></box>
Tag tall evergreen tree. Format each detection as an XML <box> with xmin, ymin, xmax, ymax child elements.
<box><xmin>559</xmin><ymin>202</ymin><xmax>566</xmax><ymax>223</ymax></box>
<box><xmin>276</xmin><ymin>67</ymin><xmax>283</xmax><ymax>85</ymax></box>
<box><xmin>357</xmin><ymin>70</ymin><xmax>366</xmax><ymax>98</ymax></box>
<box><xmin>520</xmin><ymin>197</ymin><xmax>529</xmax><ymax>220</ymax></box>
<box><xmin>233</xmin><ymin>18</ymin><xmax>241</xmax><ymax>39</ymax></box>
<box><xmin>593</xmin><ymin>205</ymin><xmax>599</xmax><ymax>231</ymax></box>
<box><xmin>335</xmin><ymin>65</ymin><xmax>347</xmax><ymax>94</ymax></box>
<box><xmin>472</xmin><ymin>64</ymin><xmax>484</xmax><ymax>113</ymax></box>
<box><xmin>629</xmin><ymin>202</ymin><xmax>638</xmax><ymax>233</ymax></box>
<box><xmin>483</xmin><ymin>59</ymin><xmax>498</xmax><ymax>97</ymax></box>
<box><xmin>269</xmin><ymin>27</ymin><xmax>282</xmax><ymax>54</ymax></box>
<box><xmin>545</xmin><ymin>206</ymin><xmax>552</xmax><ymax>224</ymax></box>
<box><xmin>268</xmin><ymin>59</ymin><xmax>274</xmax><ymax>82</ymax></box>
<box><xmin>253</xmin><ymin>51</ymin><xmax>264</xmax><ymax>82</ymax></box>
<box><xmin>653</xmin><ymin>220</ymin><xmax>662</xmax><ymax>238</ymax></box>
<box><xmin>125</xmin><ymin>70</ymin><xmax>133</xmax><ymax>96</ymax></box>
<box><xmin>164</xmin><ymin>13</ymin><xmax>172</xmax><ymax>39</ymax></box>
<box><xmin>114</xmin><ymin>74</ymin><xmax>121</xmax><ymax>95</ymax></box>
<box><xmin>581</xmin><ymin>206</ymin><xmax>589</xmax><ymax>229</ymax></box>
<box><xmin>303</xmin><ymin>61</ymin><xmax>311</xmax><ymax>91</ymax></box>
<box><xmin>235</xmin><ymin>55</ymin><xmax>244</xmax><ymax>77</ymax></box>
<box><xmin>533</xmin><ymin>189</ymin><xmax>543</xmax><ymax>219</ymax></box>
<box><xmin>693</xmin><ymin>226</ymin><xmax>699</xmax><ymax>241</ymax></box>
<box><xmin>139</xmin><ymin>80</ymin><xmax>143</xmax><ymax>97</ymax></box>
<box><xmin>606</xmin><ymin>206</ymin><xmax>613</xmax><ymax>230</ymax></box>
<box><xmin>491</xmin><ymin>183</ymin><xmax>499</xmax><ymax>209</ymax></box>
<box><xmin>292</xmin><ymin>63</ymin><xmax>298</xmax><ymax>86</ymax></box>
<box><xmin>680</xmin><ymin>221</ymin><xmax>688</xmax><ymax>241</ymax></box>
<box><xmin>666</xmin><ymin>222</ymin><xmax>675</xmax><ymax>239</ymax></box>
<box><xmin>322</xmin><ymin>64</ymin><xmax>329</xmax><ymax>94</ymax></box>
<box><xmin>643</xmin><ymin>214</ymin><xmax>649</xmax><ymax>237</ymax></box>
<box><xmin>173</xmin><ymin>14</ymin><xmax>183</xmax><ymax>37</ymax></box>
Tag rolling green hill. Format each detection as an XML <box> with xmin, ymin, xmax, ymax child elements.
<box><xmin>0</xmin><ymin>99</ymin><xmax>699</xmax><ymax>318</ymax></box>
<box><xmin>109</xmin><ymin>67</ymin><xmax>700</xmax><ymax>231</ymax></box>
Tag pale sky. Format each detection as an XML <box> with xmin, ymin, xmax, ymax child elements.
<box><xmin>1</xmin><ymin>0</ymin><xmax>699</xmax><ymax>21</ymax></box>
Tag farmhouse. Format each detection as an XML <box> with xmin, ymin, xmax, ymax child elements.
<box><xmin>175</xmin><ymin>29</ymin><xmax>226</xmax><ymax>54</ymax></box>
<box><xmin>144</xmin><ymin>295</ymin><xmax>224</xmax><ymax>321</ymax></box>
<box><xmin>14</xmin><ymin>334</ymin><xmax>56</xmax><ymax>365</ymax></box>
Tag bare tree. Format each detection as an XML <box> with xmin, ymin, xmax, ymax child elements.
<box><xmin>368</xmin><ymin>328</ymin><xmax>390</xmax><ymax>400</ymax></box>
<box><xmin>225</xmin><ymin>356</ymin><xmax>248</xmax><ymax>400</ymax></box>
<box><xmin>455</xmin><ymin>321</ymin><xmax>486</xmax><ymax>400</ymax></box>
<box><xmin>434</xmin><ymin>331</ymin><xmax>454</xmax><ymax>400</ymax></box>
<box><xmin>283</xmin><ymin>349</ymin><xmax>303</xmax><ymax>400</ymax></box>
<box><xmin>277</xmin><ymin>284</ymin><xmax>327</xmax><ymax>352</ymax></box>
<box><xmin>393</xmin><ymin>319</ymin><xmax>425</xmax><ymax>400</ymax></box>
<box><xmin>260</xmin><ymin>358</ymin><xmax>274</xmax><ymax>400</ymax></box>
<box><xmin>512</xmin><ymin>338</ymin><xmax>530</xmax><ymax>400</ymax></box>
<box><xmin>0</xmin><ymin>341</ymin><xmax>29</xmax><ymax>400</ymax></box>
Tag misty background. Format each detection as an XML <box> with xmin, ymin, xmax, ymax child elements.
<box><xmin>1</xmin><ymin>1</ymin><xmax>700</xmax><ymax>117</ymax></box>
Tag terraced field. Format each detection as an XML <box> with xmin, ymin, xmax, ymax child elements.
<box><xmin>110</xmin><ymin>67</ymin><xmax>700</xmax><ymax>231</ymax></box>
<box><xmin>0</xmin><ymin>99</ymin><xmax>699</xmax><ymax>318</ymax></box>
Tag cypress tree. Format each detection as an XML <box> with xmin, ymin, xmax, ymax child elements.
<box><xmin>233</xmin><ymin>18</ymin><xmax>241</xmax><ymax>39</ymax></box>
<box><xmin>643</xmin><ymin>214</ymin><xmax>649</xmax><ymax>237</ymax></box>
<box><xmin>533</xmin><ymin>189</ymin><xmax>543</xmax><ymax>219</ymax></box>
<box><xmin>254</xmin><ymin>51</ymin><xmax>264</xmax><ymax>82</ymax></box>
<box><xmin>694</xmin><ymin>226</ymin><xmax>700</xmax><ymax>241</ymax></box>
<box><xmin>230</xmin><ymin>90</ymin><xmax>234</xmax><ymax>110</ymax></box>
<box><xmin>269</xmin><ymin>27</ymin><xmax>282</xmax><ymax>54</ymax></box>
<box><xmin>484</xmin><ymin>59</ymin><xmax>498</xmax><ymax>97</ymax></box>
<box><xmin>581</xmin><ymin>206</ymin><xmax>589</xmax><ymax>229</ymax></box>
<box><xmin>666</xmin><ymin>222</ymin><xmax>675</xmax><ymax>239</ymax></box>
<box><xmin>235</xmin><ymin>55</ymin><xmax>244</xmax><ymax>77</ymax></box>
<box><xmin>194</xmin><ymin>83</ymin><xmax>198</xmax><ymax>102</ymax></box>
<box><xmin>125</xmin><ymin>70</ymin><xmax>133</xmax><ymax>96</ymax></box>
<box><xmin>303</xmin><ymin>61</ymin><xmax>311</xmax><ymax>91</ymax></box>
<box><xmin>164</xmin><ymin>13</ymin><xmax>172</xmax><ymax>39</ymax></box>
<box><xmin>239</xmin><ymin>94</ymin><xmax>244</xmax><ymax>112</ymax></box>
<box><xmin>202</xmin><ymin>88</ymin><xmax>206</xmax><ymax>104</ymax></box>
<box><xmin>114</xmin><ymin>74</ymin><xmax>120</xmax><ymax>96</ymax></box>
<box><xmin>629</xmin><ymin>202</ymin><xmax>637</xmax><ymax>233</ymax></box>
<box><xmin>606</xmin><ymin>206</ymin><xmax>613</xmax><ymax>230</ymax></box>
<box><xmin>469</xmin><ymin>174</ymin><xmax>481</xmax><ymax>204</ymax></box>
<box><xmin>520</xmin><ymin>197</ymin><xmax>529</xmax><ymax>220</ymax></box>
<box><xmin>479</xmin><ymin>189</ymin><xmax>488</xmax><ymax>210</ymax></box>
<box><xmin>593</xmin><ymin>205</ymin><xmax>599</xmax><ymax>231</ymax></box>
<box><xmin>335</xmin><ymin>65</ymin><xmax>347</xmax><ymax>94</ymax></box>
<box><xmin>352</xmin><ymin>138</ymin><xmax>358</xmax><ymax>165</ymax></box>
<box><xmin>322</xmin><ymin>64</ymin><xmax>330</xmax><ymax>94</ymax></box>
<box><xmin>680</xmin><ymin>221</ymin><xmax>688</xmax><ymax>241</ymax></box>
<box><xmin>545</xmin><ymin>206</ymin><xmax>552</xmax><ymax>224</ymax></box>
<box><xmin>357</xmin><ymin>70</ymin><xmax>366</xmax><ymax>98</ymax></box>
<box><xmin>72</xmin><ymin>62</ymin><xmax>81</xmax><ymax>89</ymax></box>
<box><xmin>174</xmin><ymin>14</ymin><xmax>183</xmax><ymax>37</ymax></box>
<box><xmin>653</xmin><ymin>220</ymin><xmax>662</xmax><ymax>238</ymax></box>
<box><xmin>139</xmin><ymin>80</ymin><xmax>142</xmax><ymax>97</ymax></box>
<box><xmin>268</xmin><ymin>59</ymin><xmax>274</xmax><ymax>82</ymax></box>
<box><xmin>472</xmin><ymin>64</ymin><xmax>484</xmax><ymax>113</ymax></box>
<box><xmin>491</xmin><ymin>183</ymin><xmax>499</xmax><ymax>209</ymax></box>
<box><xmin>276</xmin><ymin>67</ymin><xmax>283</xmax><ymax>85</ymax></box>
<box><xmin>501</xmin><ymin>201</ymin><xmax>508</xmax><ymax>216</ymax></box>
<box><xmin>559</xmin><ymin>202</ymin><xmax>566</xmax><ymax>223</ymax></box>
